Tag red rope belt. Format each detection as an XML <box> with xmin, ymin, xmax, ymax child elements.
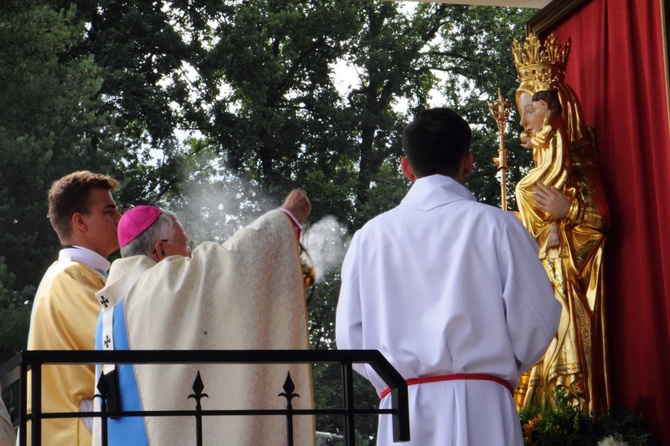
<box><xmin>380</xmin><ymin>373</ymin><xmax>514</xmax><ymax>400</ymax></box>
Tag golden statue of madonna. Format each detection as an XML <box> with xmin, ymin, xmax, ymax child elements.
<box><xmin>511</xmin><ymin>33</ymin><xmax>611</xmax><ymax>416</ymax></box>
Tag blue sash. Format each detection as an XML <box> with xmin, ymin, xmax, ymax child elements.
<box><xmin>96</xmin><ymin>299</ymin><xmax>149</xmax><ymax>445</ymax></box>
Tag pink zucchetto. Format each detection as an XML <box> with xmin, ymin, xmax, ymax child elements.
<box><xmin>118</xmin><ymin>205</ymin><xmax>163</xmax><ymax>248</ymax></box>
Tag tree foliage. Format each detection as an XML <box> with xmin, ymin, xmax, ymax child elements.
<box><xmin>0</xmin><ymin>0</ymin><xmax>109</xmax><ymax>292</ymax></box>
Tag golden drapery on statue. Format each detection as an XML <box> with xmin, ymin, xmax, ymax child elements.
<box><xmin>510</xmin><ymin>33</ymin><xmax>611</xmax><ymax>416</ymax></box>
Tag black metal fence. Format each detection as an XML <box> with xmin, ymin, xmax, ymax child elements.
<box><xmin>0</xmin><ymin>349</ymin><xmax>410</xmax><ymax>445</ymax></box>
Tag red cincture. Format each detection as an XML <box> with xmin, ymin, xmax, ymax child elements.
<box><xmin>380</xmin><ymin>373</ymin><xmax>514</xmax><ymax>400</ymax></box>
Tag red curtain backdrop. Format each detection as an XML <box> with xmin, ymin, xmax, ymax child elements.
<box><xmin>550</xmin><ymin>0</ymin><xmax>670</xmax><ymax>443</ymax></box>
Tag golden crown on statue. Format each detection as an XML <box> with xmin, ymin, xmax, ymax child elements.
<box><xmin>512</xmin><ymin>33</ymin><xmax>571</xmax><ymax>92</ymax></box>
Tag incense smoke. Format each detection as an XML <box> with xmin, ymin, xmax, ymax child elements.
<box><xmin>174</xmin><ymin>161</ymin><xmax>349</xmax><ymax>283</ymax></box>
<box><xmin>302</xmin><ymin>216</ymin><xmax>348</xmax><ymax>283</ymax></box>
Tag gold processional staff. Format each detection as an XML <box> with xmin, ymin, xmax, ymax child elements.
<box><xmin>488</xmin><ymin>89</ymin><xmax>511</xmax><ymax>211</ymax></box>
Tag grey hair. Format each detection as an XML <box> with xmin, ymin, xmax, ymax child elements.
<box><xmin>120</xmin><ymin>210</ymin><xmax>180</xmax><ymax>258</ymax></box>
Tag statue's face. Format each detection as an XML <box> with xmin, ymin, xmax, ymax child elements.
<box><xmin>532</xmin><ymin>99</ymin><xmax>550</xmax><ymax>124</ymax></box>
<box><xmin>518</xmin><ymin>91</ymin><xmax>542</xmax><ymax>135</ymax></box>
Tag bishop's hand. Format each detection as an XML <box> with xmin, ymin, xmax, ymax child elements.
<box><xmin>282</xmin><ymin>189</ymin><xmax>311</xmax><ymax>222</ymax></box>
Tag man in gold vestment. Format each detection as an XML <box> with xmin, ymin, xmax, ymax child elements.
<box><xmin>26</xmin><ymin>171</ymin><xmax>121</xmax><ymax>445</ymax></box>
<box><xmin>512</xmin><ymin>34</ymin><xmax>611</xmax><ymax>416</ymax></box>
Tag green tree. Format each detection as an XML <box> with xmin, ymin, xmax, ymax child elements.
<box><xmin>188</xmin><ymin>0</ymin><xmax>362</xmax><ymax>222</ymax></box>
<box><xmin>432</xmin><ymin>5</ymin><xmax>535</xmax><ymax>209</ymax></box>
<box><xmin>0</xmin><ymin>0</ymin><xmax>108</xmax><ymax>290</ymax></box>
<box><xmin>0</xmin><ymin>258</ymin><xmax>30</xmax><ymax>362</ymax></box>
<box><xmin>0</xmin><ymin>0</ymin><xmax>116</xmax><ymax>360</ymax></box>
<box><xmin>48</xmin><ymin>0</ymin><xmax>211</xmax><ymax>208</ymax></box>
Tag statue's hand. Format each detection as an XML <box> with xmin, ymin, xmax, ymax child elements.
<box><xmin>520</xmin><ymin>131</ymin><xmax>534</xmax><ymax>149</ymax></box>
<box><xmin>546</xmin><ymin>223</ymin><xmax>561</xmax><ymax>249</ymax></box>
<box><xmin>533</xmin><ymin>183</ymin><xmax>570</xmax><ymax>219</ymax></box>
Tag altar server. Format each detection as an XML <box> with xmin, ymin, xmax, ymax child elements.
<box><xmin>26</xmin><ymin>171</ymin><xmax>120</xmax><ymax>446</ymax></box>
<box><xmin>336</xmin><ymin>108</ymin><xmax>561</xmax><ymax>446</ymax></box>
<box><xmin>93</xmin><ymin>189</ymin><xmax>314</xmax><ymax>446</ymax></box>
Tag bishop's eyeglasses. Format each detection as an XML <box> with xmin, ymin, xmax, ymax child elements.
<box><xmin>158</xmin><ymin>238</ymin><xmax>195</xmax><ymax>254</ymax></box>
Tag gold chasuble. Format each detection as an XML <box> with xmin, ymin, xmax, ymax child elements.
<box><xmin>27</xmin><ymin>260</ymin><xmax>106</xmax><ymax>446</ymax></box>
<box><xmin>98</xmin><ymin>209</ymin><xmax>315</xmax><ymax>445</ymax></box>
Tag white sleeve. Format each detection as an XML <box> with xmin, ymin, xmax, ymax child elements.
<box><xmin>336</xmin><ymin>232</ymin><xmax>373</xmax><ymax>380</ymax></box>
<box><xmin>500</xmin><ymin>215</ymin><xmax>561</xmax><ymax>373</ymax></box>
<box><xmin>336</xmin><ymin>232</ymin><xmax>363</xmax><ymax>352</ymax></box>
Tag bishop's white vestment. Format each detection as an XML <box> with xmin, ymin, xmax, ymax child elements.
<box><xmin>93</xmin><ymin>209</ymin><xmax>315</xmax><ymax>446</ymax></box>
<box><xmin>336</xmin><ymin>175</ymin><xmax>560</xmax><ymax>446</ymax></box>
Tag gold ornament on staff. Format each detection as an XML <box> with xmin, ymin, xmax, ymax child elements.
<box><xmin>488</xmin><ymin>89</ymin><xmax>511</xmax><ymax>211</ymax></box>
